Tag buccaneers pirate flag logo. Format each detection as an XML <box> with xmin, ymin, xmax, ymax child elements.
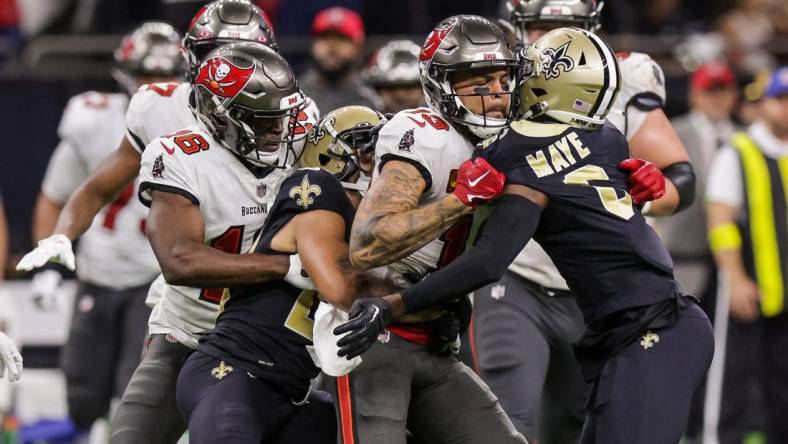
<box><xmin>196</xmin><ymin>57</ymin><xmax>255</xmax><ymax>99</ymax></box>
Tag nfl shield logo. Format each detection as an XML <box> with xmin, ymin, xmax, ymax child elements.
<box><xmin>257</xmin><ymin>184</ymin><xmax>267</xmax><ymax>198</ymax></box>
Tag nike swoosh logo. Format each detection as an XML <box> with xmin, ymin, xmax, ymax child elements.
<box><xmin>160</xmin><ymin>141</ymin><xmax>175</xmax><ymax>155</ymax></box>
<box><xmin>406</xmin><ymin>116</ymin><xmax>426</xmax><ymax>127</ymax></box>
<box><xmin>466</xmin><ymin>193</ymin><xmax>485</xmax><ymax>201</ymax></box>
<box><xmin>468</xmin><ymin>170</ymin><xmax>490</xmax><ymax>187</ymax></box>
<box><xmin>369</xmin><ymin>306</ymin><xmax>379</xmax><ymax>324</ymax></box>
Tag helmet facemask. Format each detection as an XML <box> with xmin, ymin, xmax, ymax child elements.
<box><xmin>209</xmin><ymin>97</ymin><xmax>306</xmax><ymax>168</ymax></box>
<box><xmin>423</xmin><ymin>63</ymin><xmax>518</xmax><ymax>140</ymax></box>
<box><xmin>191</xmin><ymin>43</ymin><xmax>305</xmax><ymax>169</ymax></box>
<box><xmin>321</xmin><ymin>118</ymin><xmax>385</xmax><ymax>190</ymax></box>
<box><xmin>301</xmin><ymin>107</ymin><xmax>386</xmax><ymax>192</ymax></box>
<box><xmin>418</xmin><ymin>15</ymin><xmax>519</xmax><ymax>140</ymax></box>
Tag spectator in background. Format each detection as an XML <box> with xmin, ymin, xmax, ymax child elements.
<box><xmin>736</xmin><ymin>70</ymin><xmax>770</xmax><ymax>125</ymax></box>
<box><xmin>656</xmin><ymin>61</ymin><xmax>738</xmax><ymax>300</ymax></box>
<box><xmin>704</xmin><ymin>67</ymin><xmax>788</xmax><ymax>444</ymax></box>
<box><xmin>362</xmin><ymin>40</ymin><xmax>424</xmax><ymax>114</ymax></box>
<box><xmin>298</xmin><ymin>7</ymin><xmax>380</xmax><ymax>112</ymax></box>
<box><xmin>0</xmin><ymin>0</ymin><xmax>20</xmax><ymax>58</ymax></box>
<box><xmin>716</xmin><ymin>0</ymin><xmax>787</xmax><ymax>74</ymax></box>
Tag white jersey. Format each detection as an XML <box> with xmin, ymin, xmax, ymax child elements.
<box><xmin>125</xmin><ymin>82</ymin><xmax>195</xmax><ymax>154</ymax></box>
<box><xmin>138</xmin><ymin>125</ymin><xmax>288</xmax><ymax>349</ymax></box>
<box><xmin>126</xmin><ymin>81</ymin><xmax>319</xmax><ymax>308</ymax></box>
<box><xmin>41</xmin><ymin>91</ymin><xmax>159</xmax><ymax>289</ymax></box>
<box><xmin>370</xmin><ymin>108</ymin><xmax>474</xmax><ymax>287</ymax></box>
<box><xmin>607</xmin><ymin>52</ymin><xmax>667</xmax><ymax>140</ymax></box>
<box><xmin>511</xmin><ymin>52</ymin><xmax>667</xmax><ymax>290</ymax></box>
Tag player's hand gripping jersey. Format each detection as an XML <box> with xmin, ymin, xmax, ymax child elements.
<box><xmin>138</xmin><ymin>126</ymin><xmax>288</xmax><ymax>348</ymax></box>
<box><xmin>199</xmin><ymin>169</ymin><xmax>355</xmax><ymax>397</ymax></box>
<box><xmin>44</xmin><ymin>91</ymin><xmax>159</xmax><ymax>287</ymax></box>
<box><xmin>370</xmin><ymin>108</ymin><xmax>476</xmax><ymax>286</ymax></box>
<box><xmin>126</xmin><ymin>81</ymin><xmax>320</xmax><ymax>154</ymax></box>
<box><xmin>480</xmin><ymin>120</ymin><xmax>676</xmax><ymax>322</ymax></box>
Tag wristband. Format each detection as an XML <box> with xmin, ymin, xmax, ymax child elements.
<box><xmin>709</xmin><ymin>223</ymin><xmax>742</xmax><ymax>252</ymax></box>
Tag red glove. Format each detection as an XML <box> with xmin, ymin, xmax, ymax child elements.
<box><xmin>453</xmin><ymin>157</ymin><xmax>506</xmax><ymax>207</ymax></box>
<box><xmin>618</xmin><ymin>158</ymin><xmax>666</xmax><ymax>205</ymax></box>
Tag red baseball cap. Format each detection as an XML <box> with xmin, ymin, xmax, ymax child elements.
<box><xmin>311</xmin><ymin>7</ymin><xmax>365</xmax><ymax>45</ymax></box>
<box><xmin>691</xmin><ymin>62</ymin><xmax>737</xmax><ymax>91</ymax></box>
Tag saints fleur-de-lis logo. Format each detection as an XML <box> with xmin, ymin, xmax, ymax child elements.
<box><xmin>540</xmin><ymin>41</ymin><xmax>574</xmax><ymax>80</ymax></box>
<box><xmin>640</xmin><ymin>331</ymin><xmax>660</xmax><ymax>350</ymax></box>
<box><xmin>211</xmin><ymin>361</ymin><xmax>234</xmax><ymax>380</ymax></box>
<box><xmin>289</xmin><ymin>175</ymin><xmax>322</xmax><ymax>209</ymax></box>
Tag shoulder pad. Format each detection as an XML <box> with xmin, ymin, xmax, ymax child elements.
<box><xmin>615</xmin><ymin>52</ymin><xmax>666</xmax><ymax>109</ymax></box>
<box><xmin>128</xmin><ymin>82</ymin><xmax>185</xmax><ymax>115</ymax></box>
<box><xmin>378</xmin><ymin>108</ymin><xmax>452</xmax><ymax>151</ymax></box>
<box><xmin>57</xmin><ymin>91</ymin><xmax>127</xmax><ymax>140</ymax></box>
<box><xmin>302</xmin><ymin>97</ymin><xmax>321</xmax><ymax>123</ymax></box>
<box><xmin>276</xmin><ymin>168</ymin><xmax>346</xmax><ymax>213</ymax></box>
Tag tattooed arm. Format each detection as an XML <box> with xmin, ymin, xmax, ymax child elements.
<box><xmin>337</xmin><ymin>255</ymin><xmax>402</xmax><ymax>300</ymax></box>
<box><xmin>350</xmin><ymin>160</ymin><xmax>471</xmax><ymax>270</ymax></box>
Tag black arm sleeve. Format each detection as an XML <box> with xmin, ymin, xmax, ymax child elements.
<box><xmin>401</xmin><ymin>194</ymin><xmax>544</xmax><ymax>314</ymax></box>
<box><xmin>661</xmin><ymin>161</ymin><xmax>695</xmax><ymax>213</ymax></box>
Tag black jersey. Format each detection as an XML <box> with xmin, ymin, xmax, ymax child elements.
<box><xmin>477</xmin><ymin>120</ymin><xmax>678</xmax><ymax>324</ymax></box>
<box><xmin>198</xmin><ymin>168</ymin><xmax>355</xmax><ymax>397</ymax></box>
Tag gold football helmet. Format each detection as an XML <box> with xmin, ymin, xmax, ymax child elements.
<box><xmin>301</xmin><ymin>106</ymin><xmax>386</xmax><ymax>190</ymax></box>
<box><xmin>518</xmin><ymin>27</ymin><xmax>620</xmax><ymax>129</ymax></box>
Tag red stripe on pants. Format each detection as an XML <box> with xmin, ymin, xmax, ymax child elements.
<box><xmin>336</xmin><ymin>375</ymin><xmax>356</xmax><ymax>444</ymax></box>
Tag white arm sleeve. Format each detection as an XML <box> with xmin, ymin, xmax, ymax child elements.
<box><xmin>41</xmin><ymin>139</ymin><xmax>90</xmax><ymax>204</ymax></box>
<box><xmin>705</xmin><ymin>146</ymin><xmax>743</xmax><ymax>208</ymax></box>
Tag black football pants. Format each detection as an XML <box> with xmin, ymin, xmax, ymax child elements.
<box><xmin>579</xmin><ymin>302</ymin><xmax>714</xmax><ymax>444</ymax></box>
<box><xmin>176</xmin><ymin>350</ymin><xmax>337</xmax><ymax>444</ymax></box>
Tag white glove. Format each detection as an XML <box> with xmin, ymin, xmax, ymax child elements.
<box><xmin>284</xmin><ymin>254</ymin><xmax>316</xmax><ymax>290</ymax></box>
<box><xmin>31</xmin><ymin>269</ymin><xmax>64</xmax><ymax>311</ymax></box>
<box><xmin>16</xmin><ymin>234</ymin><xmax>76</xmax><ymax>271</ymax></box>
<box><xmin>0</xmin><ymin>332</ymin><xmax>22</xmax><ymax>382</ymax></box>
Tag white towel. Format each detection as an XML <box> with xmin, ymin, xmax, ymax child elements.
<box><xmin>310</xmin><ymin>302</ymin><xmax>362</xmax><ymax>376</ymax></box>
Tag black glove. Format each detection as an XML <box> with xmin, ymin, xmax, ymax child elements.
<box><xmin>334</xmin><ymin>298</ymin><xmax>393</xmax><ymax>359</ymax></box>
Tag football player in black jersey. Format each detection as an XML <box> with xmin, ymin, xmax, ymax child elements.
<box><xmin>336</xmin><ymin>29</ymin><xmax>714</xmax><ymax>444</ymax></box>
<box><xmin>175</xmin><ymin>106</ymin><xmax>393</xmax><ymax>443</ymax></box>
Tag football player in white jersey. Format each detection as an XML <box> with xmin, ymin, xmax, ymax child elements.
<box><xmin>459</xmin><ymin>2</ymin><xmax>696</xmax><ymax>442</ymax></box>
<box><xmin>112</xmin><ymin>42</ymin><xmax>313</xmax><ymax>444</ymax></box>
<box><xmin>21</xmin><ymin>22</ymin><xmax>182</xmax><ymax>435</ymax></box>
<box><xmin>13</xmin><ymin>2</ymin><xmax>317</xmax><ymax>444</ymax></box>
<box><xmin>330</xmin><ymin>16</ymin><xmax>526</xmax><ymax>444</ymax></box>
<box><xmin>17</xmin><ymin>0</ymin><xmax>317</xmax><ymax>282</ymax></box>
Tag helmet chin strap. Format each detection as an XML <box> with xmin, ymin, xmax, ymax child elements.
<box><xmin>522</xmin><ymin>101</ymin><xmax>549</xmax><ymax>120</ymax></box>
<box><xmin>341</xmin><ymin>173</ymin><xmax>370</xmax><ymax>192</ymax></box>
<box><xmin>452</xmin><ymin>95</ymin><xmax>510</xmax><ymax>140</ymax></box>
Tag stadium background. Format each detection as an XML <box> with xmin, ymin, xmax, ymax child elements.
<box><xmin>0</xmin><ymin>0</ymin><xmax>785</xmax><ymax>442</ymax></box>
